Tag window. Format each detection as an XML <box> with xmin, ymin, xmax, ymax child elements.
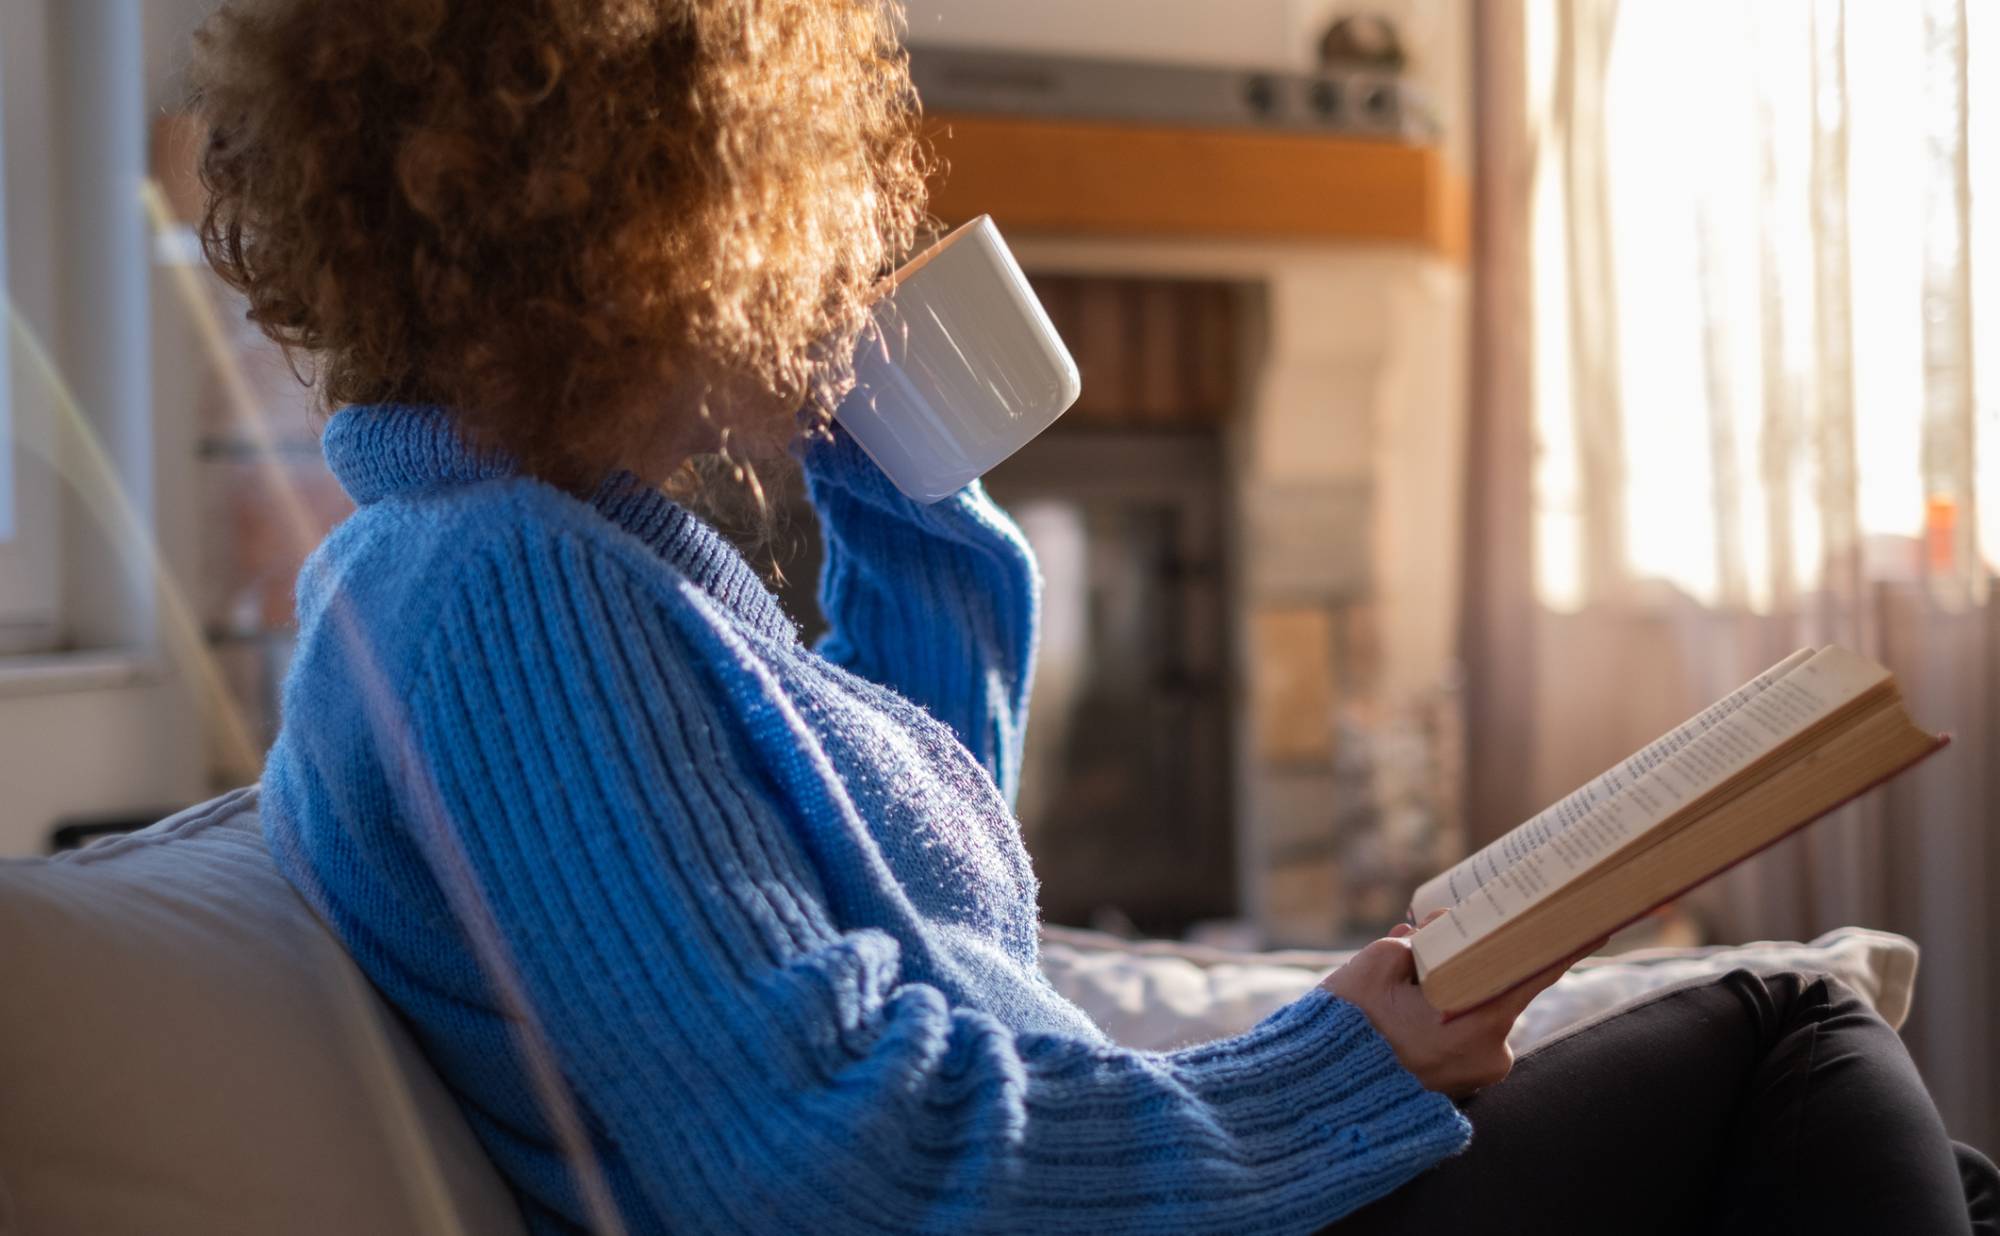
<box><xmin>1527</xmin><ymin>1</ymin><xmax>1995</xmax><ymax>615</ymax></box>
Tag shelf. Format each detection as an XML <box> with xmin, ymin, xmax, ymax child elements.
<box><xmin>924</xmin><ymin>113</ymin><xmax>1467</xmax><ymax>262</ymax></box>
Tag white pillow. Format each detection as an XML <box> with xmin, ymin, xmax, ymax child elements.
<box><xmin>1039</xmin><ymin>923</ymin><xmax>1919</xmax><ymax>1052</ymax></box>
<box><xmin>1512</xmin><ymin>928</ymin><xmax>1916</xmax><ymax>1047</ymax></box>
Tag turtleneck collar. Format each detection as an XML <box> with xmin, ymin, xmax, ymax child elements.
<box><xmin>322</xmin><ymin>404</ymin><xmax>796</xmax><ymax>640</ymax></box>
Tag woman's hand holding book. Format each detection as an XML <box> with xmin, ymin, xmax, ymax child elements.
<box><xmin>1323</xmin><ymin>913</ymin><xmax>1603</xmax><ymax>1100</ymax></box>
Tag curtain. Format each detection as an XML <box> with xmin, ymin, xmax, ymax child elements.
<box><xmin>1469</xmin><ymin>0</ymin><xmax>1999</xmax><ymax>1151</ymax></box>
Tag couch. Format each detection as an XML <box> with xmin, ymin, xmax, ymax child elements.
<box><xmin>0</xmin><ymin>789</ymin><xmax>1919</xmax><ymax>1234</ymax></box>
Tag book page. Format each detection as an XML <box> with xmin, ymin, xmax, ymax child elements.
<box><xmin>1408</xmin><ymin>648</ymin><xmax>1814</xmax><ymax>921</ymax></box>
<box><xmin>1413</xmin><ymin>646</ymin><xmax>1888</xmax><ymax>972</ymax></box>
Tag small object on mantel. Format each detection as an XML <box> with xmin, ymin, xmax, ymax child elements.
<box><xmin>1319</xmin><ymin>14</ymin><xmax>1410</xmax><ymax>74</ymax></box>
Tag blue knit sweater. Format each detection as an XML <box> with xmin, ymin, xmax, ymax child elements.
<box><xmin>261</xmin><ymin>403</ymin><xmax>1470</xmax><ymax>1235</ymax></box>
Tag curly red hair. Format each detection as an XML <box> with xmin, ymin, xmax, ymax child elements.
<box><xmin>191</xmin><ymin>0</ymin><xmax>928</xmax><ymax>486</ymax></box>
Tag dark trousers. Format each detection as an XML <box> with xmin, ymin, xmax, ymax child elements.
<box><xmin>1327</xmin><ymin>970</ymin><xmax>1999</xmax><ymax>1235</ymax></box>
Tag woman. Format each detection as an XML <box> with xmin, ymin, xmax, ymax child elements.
<box><xmin>192</xmin><ymin>2</ymin><xmax>1996</xmax><ymax>1232</ymax></box>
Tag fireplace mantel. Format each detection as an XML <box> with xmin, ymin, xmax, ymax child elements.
<box><xmin>925</xmin><ymin>113</ymin><xmax>1468</xmax><ymax>263</ymax></box>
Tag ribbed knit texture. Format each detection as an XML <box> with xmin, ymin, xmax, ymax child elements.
<box><xmin>262</xmin><ymin>404</ymin><xmax>1470</xmax><ymax>1235</ymax></box>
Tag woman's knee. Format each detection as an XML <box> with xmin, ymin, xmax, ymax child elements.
<box><xmin>1955</xmin><ymin>1141</ymin><xmax>2000</xmax><ymax>1234</ymax></box>
<box><xmin>1716</xmin><ymin>967</ymin><xmax>1881</xmax><ymax>1034</ymax></box>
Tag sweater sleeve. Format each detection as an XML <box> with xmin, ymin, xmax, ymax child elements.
<box><xmin>398</xmin><ymin>525</ymin><xmax>1469</xmax><ymax>1235</ymax></box>
<box><xmin>799</xmin><ymin>426</ymin><xmax>1037</xmax><ymax>804</ymax></box>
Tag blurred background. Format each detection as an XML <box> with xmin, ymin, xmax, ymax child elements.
<box><xmin>0</xmin><ymin>0</ymin><xmax>1993</xmax><ymax>1149</ymax></box>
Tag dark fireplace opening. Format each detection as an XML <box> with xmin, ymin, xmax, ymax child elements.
<box><xmin>985</xmin><ymin>429</ymin><xmax>1234</xmax><ymax>935</ymax></box>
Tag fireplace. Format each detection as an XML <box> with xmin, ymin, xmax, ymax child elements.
<box><xmin>766</xmin><ymin>247</ymin><xmax>1470</xmax><ymax>948</ymax></box>
<box><xmin>1018</xmin><ymin>245</ymin><xmax>1468</xmax><ymax>949</ymax></box>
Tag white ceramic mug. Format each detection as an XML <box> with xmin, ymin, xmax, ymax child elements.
<box><xmin>834</xmin><ymin>215</ymin><xmax>1081</xmax><ymax>503</ymax></box>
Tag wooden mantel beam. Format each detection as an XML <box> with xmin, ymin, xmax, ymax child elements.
<box><xmin>923</xmin><ymin>112</ymin><xmax>1468</xmax><ymax>264</ymax></box>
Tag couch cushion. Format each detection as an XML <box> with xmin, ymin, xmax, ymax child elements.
<box><xmin>1040</xmin><ymin>922</ymin><xmax>1920</xmax><ymax>1053</ymax></box>
<box><xmin>0</xmin><ymin>788</ymin><xmax>525</xmax><ymax>1235</ymax></box>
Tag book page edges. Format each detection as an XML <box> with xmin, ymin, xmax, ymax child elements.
<box><xmin>1414</xmin><ymin>667</ymin><xmax>1901</xmax><ymax>971</ymax></box>
<box><xmin>1417</xmin><ymin>723</ymin><xmax>1946</xmax><ymax>1018</ymax></box>
<box><xmin>1407</xmin><ymin>647</ymin><xmax>1820</xmax><ymax>920</ymax></box>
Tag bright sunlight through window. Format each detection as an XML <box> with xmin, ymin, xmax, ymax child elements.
<box><xmin>1531</xmin><ymin>1</ymin><xmax>1995</xmax><ymax>613</ymax></box>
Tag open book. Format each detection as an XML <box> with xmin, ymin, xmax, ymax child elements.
<box><xmin>1410</xmin><ymin>646</ymin><xmax>1945</xmax><ymax>1017</ymax></box>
